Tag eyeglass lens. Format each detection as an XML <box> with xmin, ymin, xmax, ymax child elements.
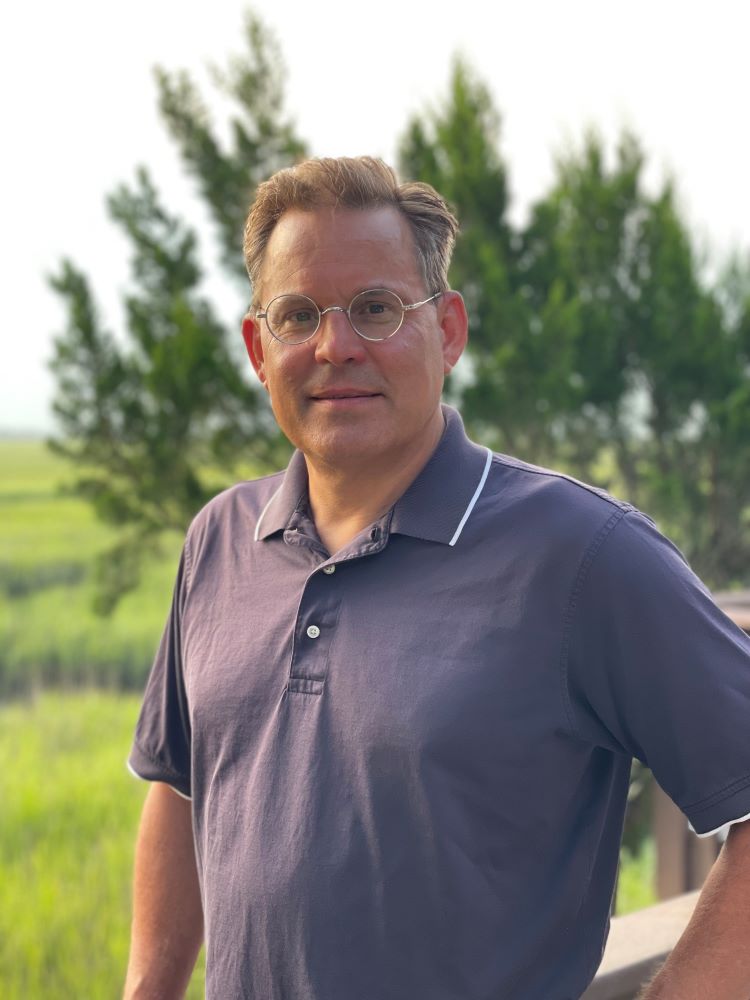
<box><xmin>265</xmin><ymin>289</ymin><xmax>405</xmax><ymax>343</ymax></box>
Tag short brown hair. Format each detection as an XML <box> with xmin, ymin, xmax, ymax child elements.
<box><xmin>243</xmin><ymin>156</ymin><xmax>459</xmax><ymax>306</ymax></box>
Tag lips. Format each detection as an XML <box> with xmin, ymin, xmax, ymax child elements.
<box><xmin>310</xmin><ymin>389</ymin><xmax>382</xmax><ymax>400</ymax></box>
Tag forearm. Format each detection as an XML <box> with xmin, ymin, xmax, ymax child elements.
<box><xmin>637</xmin><ymin>820</ymin><xmax>750</xmax><ymax>999</ymax></box>
<box><xmin>124</xmin><ymin>782</ymin><xmax>204</xmax><ymax>1000</ymax></box>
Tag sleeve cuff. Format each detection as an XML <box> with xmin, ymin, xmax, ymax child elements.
<box><xmin>127</xmin><ymin>742</ymin><xmax>192</xmax><ymax>800</ymax></box>
<box><xmin>690</xmin><ymin>808</ymin><xmax>750</xmax><ymax>841</ymax></box>
<box><xmin>686</xmin><ymin>778</ymin><xmax>750</xmax><ymax>837</ymax></box>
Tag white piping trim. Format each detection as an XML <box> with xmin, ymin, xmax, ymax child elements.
<box><xmin>448</xmin><ymin>447</ymin><xmax>493</xmax><ymax>547</ymax></box>
<box><xmin>691</xmin><ymin>808</ymin><xmax>750</xmax><ymax>840</ymax></box>
<box><xmin>127</xmin><ymin>759</ymin><xmax>145</xmax><ymax>783</ymax></box>
<box><xmin>127</xmin><ymin>760</ymin><xmax>192</xmax><ymax>801</ymax></box>
<box><xmin>167</xmin><ymin>784</ymin><xmax>192</xmax><ymax>802</ymax></box>
<box><xmin>254</xmin><ymin>483</ymin><xmax>284</xmax><ymax>541</ymax></box>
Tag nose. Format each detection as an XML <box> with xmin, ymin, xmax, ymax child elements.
<box><xmin>313</xmin><ymin>307</ymin><xmax>367</xmax><ymax>366</ymax></box>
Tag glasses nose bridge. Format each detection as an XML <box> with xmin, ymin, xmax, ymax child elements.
<box><xmin>318</xmin><ymin>303</ymin><xmax>359</xmax><ymax>339</ymax></box>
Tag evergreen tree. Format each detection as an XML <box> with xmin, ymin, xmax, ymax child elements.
<box><xmin>49</xmin><ymin>12</ymin><xmax>304</xmax><ymax>611</ymax></box>
<box><xmin>400</xmin><ymin>67</ymin><xmax>750</xmax><ymax>587</ymax></box>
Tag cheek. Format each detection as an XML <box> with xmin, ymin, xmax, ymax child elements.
<box><xmin>262</xmin><ymin>350</ymin><xmax>303</xmax><ymax>402</ymax></box>
<box><xmin>267</xmin><ymin>376</ymin><xmax>296</xmax><ymax>415</ymax></box>
<box><xmin>395</xmin><ymin>335</ymin><xmax>445</xmax><ymax>395</ymax></box>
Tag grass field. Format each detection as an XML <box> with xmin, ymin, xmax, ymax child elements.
<box><xmin>0</xmin><ymin>691</ymin><xmax>205</xmax><ymax>998</ymax></box>
<box><xmin>0</xmin><ymin>440</ymin><xmax>181</xmax><ymax>694</ymax></box>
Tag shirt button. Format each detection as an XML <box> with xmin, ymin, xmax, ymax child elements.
<box><xmin>306</xmin><ymin>625</ymin><xmax>321</xmax><ymax>639</ymax></box>
<box><xmin>322</xmin><ymin>565</ymin><xmax>336</xmax><ymax>575</ymax></box>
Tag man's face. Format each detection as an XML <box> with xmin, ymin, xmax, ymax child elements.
<box><xmin>242</xmin><ymin>206</ymin><xmax>467</xmax><ymax>472</ymax></box>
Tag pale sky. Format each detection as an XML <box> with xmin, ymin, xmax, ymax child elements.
<box><xmin>2</xmin><ymin>0</ymin><xmax>748</xmax><ymax>432</ymax></box>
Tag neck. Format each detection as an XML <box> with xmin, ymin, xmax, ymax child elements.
<box><xmin>305</xmin><ymin>411</ymin><xmax>445</xmax><ymax>556</ymax></box>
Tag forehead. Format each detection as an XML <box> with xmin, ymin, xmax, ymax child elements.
<box><xmin>258</xmin><ymin>206</ymin><xmax>424</xmax><ymax>300</ymax></box>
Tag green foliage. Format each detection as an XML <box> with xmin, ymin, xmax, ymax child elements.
<box><xmin>400</xmin><ymin>60</ymin><xmax>513</xmax><ymax>364</ymax></box>
<box><xmin>616</xmin><ymin>840</ymin><xmax>657</xmax><ymax>915</ymax></box>
<box><xmin>156</xmin><ymin>9</ymin><xmax>306</xmax><ymax>279</ymax></box>
<box><xmin>49</xmin><ymin>11</ymin><xmax>300</xmax><ymax>612</ymax></box>
<box><xmin>400</xmin><ymin>72</ymin><xmax>750</xmax><ymax>588</ymax></box>
<box><xmin>0</xmin><ymin>691</ymin><xmax>205</xmax><ymax>998</ymax></box>
<box><xmin>399</xmin><ymin>60</ymin><xmax>509</xmax><ymax>240</ymax></box>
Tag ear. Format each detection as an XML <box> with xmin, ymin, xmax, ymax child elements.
<box><xmin>437</xmin><ymin>291</ymin><xmax>469</xmax><ymax>375</ymax></box>
<box><xmin>241</xmin><ymin>312</ymin><xmax>268</xmax><ymax>389</ymax></box>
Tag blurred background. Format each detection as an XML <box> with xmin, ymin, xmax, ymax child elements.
<box><xmin>2</xmin><ymin>1</ymin><xmax>749</xmax><ymax>995</ymax></box>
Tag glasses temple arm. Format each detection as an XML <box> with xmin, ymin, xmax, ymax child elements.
<box><xmin>403</xmin><ymin>291</ymin><xmax>443</xmax><ymax>311</ymax></box>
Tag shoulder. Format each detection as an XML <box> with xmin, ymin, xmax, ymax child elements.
<box><xmin>184</xmin><ymin>471</ymin><xmax>286</xmax><ymax>553</ymax></box>
<box><xmin>473</xmin><ymin>450</ymin><xmax>699</xmax><ymax>614</ymax></box>
<box><xmin>476</xmin><ymin>449</ymin><xmax>638</xmax><ymax>548</ymax></box>
<box><xmin>488</xmin><ymin>451</ymin><xmax>632</xmax><ymax>513</ymax></box>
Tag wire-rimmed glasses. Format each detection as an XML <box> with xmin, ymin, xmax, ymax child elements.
<box><xmin>256</xmin><ymin>288</ymin><xmax>442</xmax><ymax>345</ymax></box>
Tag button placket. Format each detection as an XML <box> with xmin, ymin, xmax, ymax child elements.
<box><xmin>286</xmin><ymin>528</ymin><xmax>389</xmax><ymax>696</ymax></box>
<box><xmin>287</xmin><ymin>572</ymin><xmax>342</xmax><ymax>696</ymax></box>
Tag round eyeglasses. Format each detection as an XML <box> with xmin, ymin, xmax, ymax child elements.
<box><xmin>256</xmin><ymin>288</ymin><xmax>443</xmax><ymax>345</ymax></box>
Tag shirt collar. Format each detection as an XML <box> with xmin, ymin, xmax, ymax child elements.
<box><xmin>254</xmin><ymin>449</ymin><xmax>309</xmax><ymax>541</ymax></box>
<box><xmin>255</xmin><ymin>405</ymin><xmax>493</xmax><ymax>547</ymax></box>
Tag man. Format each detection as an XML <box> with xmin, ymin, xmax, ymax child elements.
<box><xmin>125</xmin><ymin>157</ymin><xmax>750</xmax><ymax>999</ymax></box>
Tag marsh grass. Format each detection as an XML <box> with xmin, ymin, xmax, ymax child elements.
<box><xmin>0</xmin><ymin>691</ymin><xmax>205</xmax><ymax>998</ymax></box>
<box><xmin>0</xmin><ymin>440</ymin><xmax>180</xmax><ymax>694</ymax></box>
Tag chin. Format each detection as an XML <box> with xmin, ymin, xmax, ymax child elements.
<box><xmin>310</xmin><ymin>427</ymin><xmax>394</xmax><ymax>465</ymax></box>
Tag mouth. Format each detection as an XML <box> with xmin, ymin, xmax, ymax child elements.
<box><xmin>309</xmin><ymin>389</ymin><xmax>383</xmax><ymax>401</ymax></box>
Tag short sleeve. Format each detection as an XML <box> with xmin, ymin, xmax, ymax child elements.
<box><xmin>563</xmin><ymin>510</ymin><xmax>750</xmax><ymax>835</ymax></box>
<box><xmin>128</xmin><ymin>544</ymin><xmax>192</xmax><ymax>798</ymax></box>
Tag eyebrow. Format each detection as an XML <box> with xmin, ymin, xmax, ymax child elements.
<box><xmin>263</xmin><ymin>285</ymin><xmax>424</xmax><ymax>307</ymax></box>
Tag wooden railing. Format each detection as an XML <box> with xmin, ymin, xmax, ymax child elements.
<box><xmin>583</xmin><ymin>891</ymin><xmax>700</xmax><ymax>999</ymax></box>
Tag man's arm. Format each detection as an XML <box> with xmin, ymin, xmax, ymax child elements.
<box><xmin>123</xmin><ymin>782</ymin><xmax>204</xmax><ymax>1000</ymax></box>
<box><xmin>637</xmin><ymin>818</ymin><xmax>750</xmax><ymax>999</ymax></box>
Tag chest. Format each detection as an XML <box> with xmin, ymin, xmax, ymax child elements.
<box><xmin>182</xmin><ymin>532</ymin><xmax>571</xmax><ymax>775</ymax></box>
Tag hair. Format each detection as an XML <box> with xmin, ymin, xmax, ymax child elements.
<box><xmin>243</xmin><ymin>156</ymin><xmax>459</xmax><ymax>307</ymax></box>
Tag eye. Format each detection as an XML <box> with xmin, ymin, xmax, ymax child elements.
<box><xmin>266</xmin><ymin>295</ymin><xmax>319</xmax><ymax>336</ymax></box>
<box><xmin>361</xmin><ymin>301</ymin><xmax>386</xmax><ymax>316</ymax></box>
<box><xmin>351</xmin><ymin>290</ymin><xmax>401</xmax><ymax>324</ymax></box>
<box><xmin>287</xmin><ymin>309</ymin><xmax>316</xmax><ymax>324</ymax></box>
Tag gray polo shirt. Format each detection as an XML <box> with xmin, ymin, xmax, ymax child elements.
<box><xmin>129</xmin><ymin>405</ymin><xmax>750</xmax><ymax>1000</ymax></box>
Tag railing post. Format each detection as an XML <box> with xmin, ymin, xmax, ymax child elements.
<box><xmin>653</xmin><ymin>776</ymin><xmax>720</xmax><ymax>901</ymax></box>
